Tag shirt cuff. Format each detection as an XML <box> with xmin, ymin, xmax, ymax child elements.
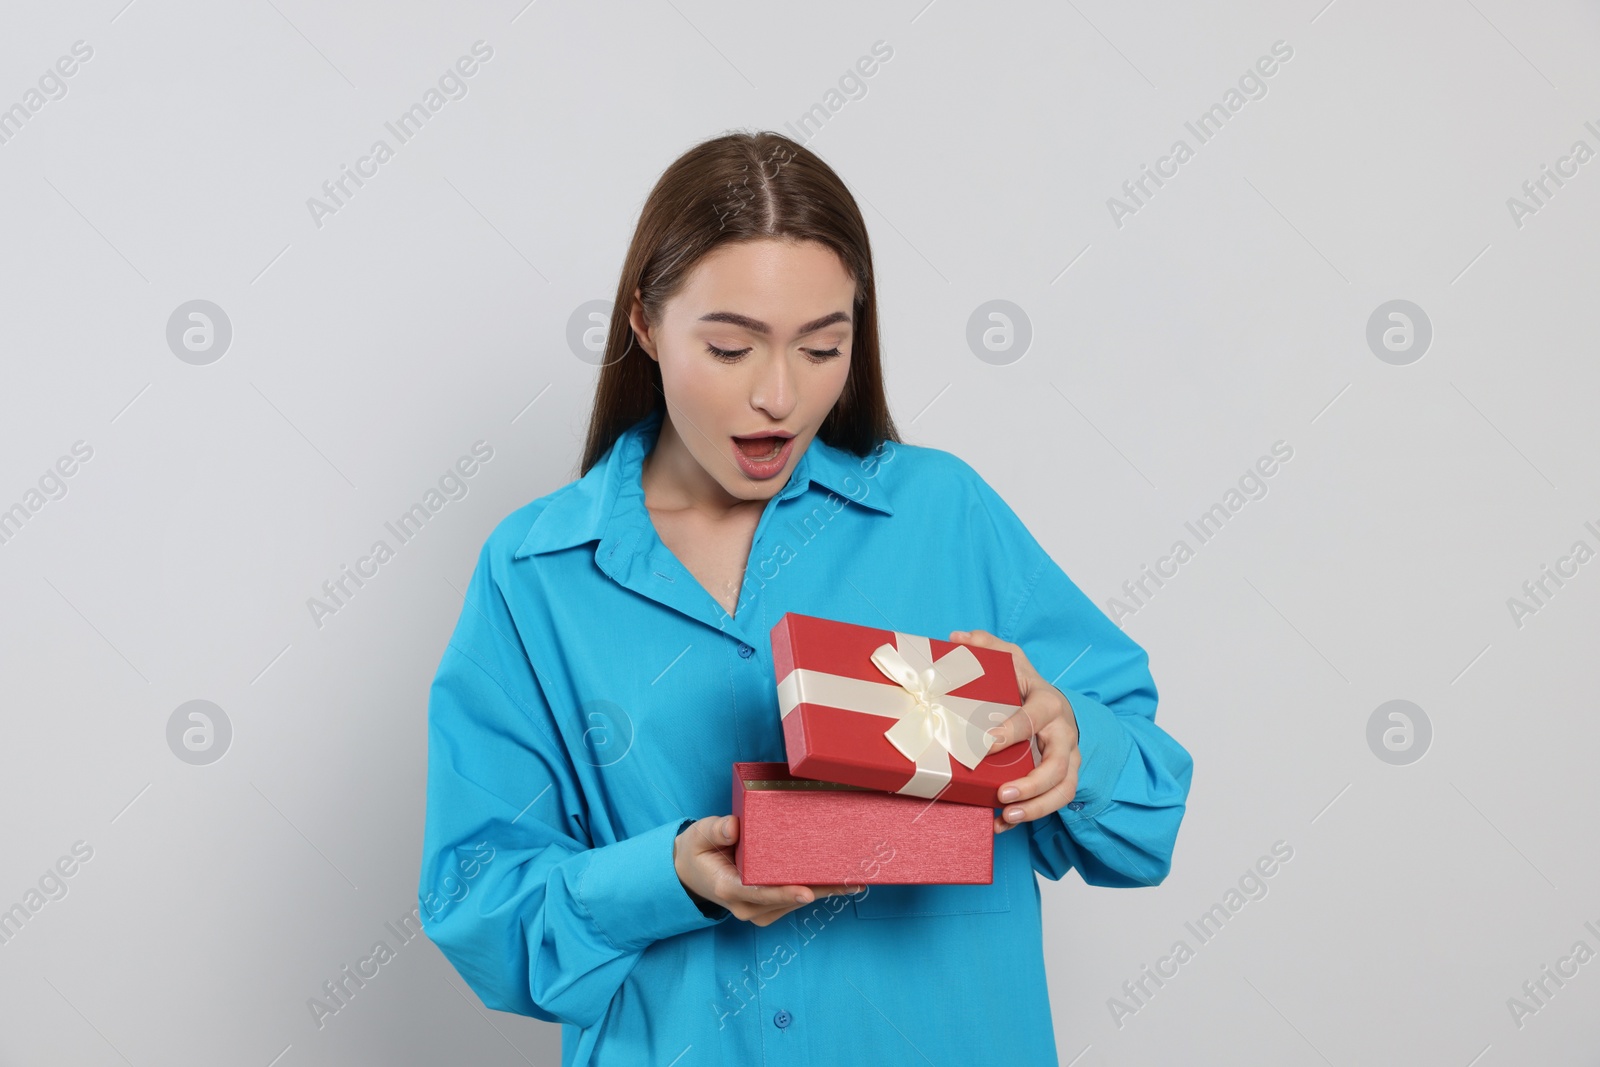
<box><xmin>1058</xmin><ymin>687</ymin><xmax>1134</xmax><ymax>823</ymax></box>
<box><xmin>572</xmin><ymin>818</ymin><xmax>730</xmax><ymax>952</ymax></box>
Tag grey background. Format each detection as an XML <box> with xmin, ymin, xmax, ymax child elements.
<box><xmin>2</xmin><ymin>1</ymin><xmax>1597</xmax><ymax>1064</ymax></box>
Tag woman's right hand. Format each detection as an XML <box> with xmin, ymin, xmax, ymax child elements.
<box><xmin>674</xmin><ymin>814</ymin><xmax>861</xmax><ymax>926</ymax></box>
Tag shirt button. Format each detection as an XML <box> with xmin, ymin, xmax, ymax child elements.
<box><xmin>1067</xmin><ymin>800</ymin><xmax>1086</xmax><ymax>811</ymax></box>
<box><xmin>738</xmin><ymin>644</ymin><xmax>754</xmax><ymax>658</ymax></box>
<box><xmin>773</xmin><ymin>1008</ymin><xmax>792</xmax><ymax>1029</ymax></box>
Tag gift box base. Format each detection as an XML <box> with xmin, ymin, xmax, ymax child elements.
<box><xmin>733</xmin><ymin>762</ymin><xmax>993</xmax><ymax>885</ymax></box>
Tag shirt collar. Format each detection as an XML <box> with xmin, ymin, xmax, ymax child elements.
<box><xmin>514</xmin><ymin>407</ymin><xmax>894</xmax><ymax>558</ymax></box>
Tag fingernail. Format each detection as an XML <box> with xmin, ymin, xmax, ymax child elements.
<box><xmin>999</xmin><ymin>786</ymin><xmax>1019</xmax><ymax>802</ymax></box>
<box><xmin>794</xmin><ymin>893</ymin><xmax>809</xmax><ymax>904</ymax></box>
<box><xmin>1006</xmin><ymin>807</ymin><xmax>1024</xmax><ymax>821</ymax></box>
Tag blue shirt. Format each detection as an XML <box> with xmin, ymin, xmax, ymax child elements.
<box><xmin>418</xmin><ymin>406</ymin><xmax>1193</xmax><ymax>1066</ymax></box>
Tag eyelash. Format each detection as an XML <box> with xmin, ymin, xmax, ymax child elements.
<box><xmin>706</xmin><ymin>344</ymin><xmax>843</xmax><ymax>363</ymax></box>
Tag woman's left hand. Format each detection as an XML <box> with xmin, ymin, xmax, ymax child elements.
<box><xmin>949</xmin><ymin>629</ymin><xmax>1081</xmax><ymax>834</ymax></box>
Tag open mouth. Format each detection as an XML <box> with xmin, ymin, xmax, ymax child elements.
<box><xmin>733</xmin><ymin>435</ymin><xmax>787</xmax><ymax>462</ymax></box>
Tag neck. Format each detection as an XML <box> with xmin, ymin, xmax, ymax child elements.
<box><xmin>641</xmin><ymin>415</ymin><xmax>763</xmax><ymax>521</ymax></box>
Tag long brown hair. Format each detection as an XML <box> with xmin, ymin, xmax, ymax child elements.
<box><xmin>579</xmin><ymin>129</ymin><xmax>900</xmax><ymax>476</ymax></box>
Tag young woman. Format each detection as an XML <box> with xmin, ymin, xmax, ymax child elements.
<box><xmin>418</xmin><ymin>130</ymin><xmax>1193</xmax><ymax>1066</ymax></box>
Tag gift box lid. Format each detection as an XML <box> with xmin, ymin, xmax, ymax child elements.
<box><xmin>770</xmin><ymin>612</ymin><xmax>1036</xmax><ymax>806</ymax></box>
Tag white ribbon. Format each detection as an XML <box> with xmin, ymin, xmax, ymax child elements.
<box><xmin>776</xmin><ymin>631</ymin><xmax>1016</xmax><ymax>799</ymax></box>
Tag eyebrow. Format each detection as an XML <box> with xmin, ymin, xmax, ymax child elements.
<box><xmin>697</xmin><ymin>310</ymin><xmax>852</xmax><ymax>336</ymax></box>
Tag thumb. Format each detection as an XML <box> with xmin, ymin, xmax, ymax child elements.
<box><xmin>950</xmin><ymin>628</ymin><xmax>996</xmax><ymax>646</ymax></box>
<box><xmin>718</xmin><ymin>815</ymin><xmax>738</xmax><ymax>843</ymax></box>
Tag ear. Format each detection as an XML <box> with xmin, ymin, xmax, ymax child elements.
<box><xmin>628</xmin><ymin>288</ymin><xmax>658</xmax><ymax>362</ymax></box>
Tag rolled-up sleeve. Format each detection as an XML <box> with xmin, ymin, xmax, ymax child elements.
<box><xmin>967</xmin><ymin>470</ymin><xmax>1194</xmax><ymax>889</ymax></box>
<box><xmin>418</xmin><ymin>545</ymin><xmax>728</xmax><ymax>1028</ymax></box>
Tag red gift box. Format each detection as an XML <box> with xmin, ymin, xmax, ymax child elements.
<box><xmin>770</xmin><ymin>612</ymin><xmax>1036</xmax><ymax>807</ymax></box>
<box><xmin>732</xmin><ymin>762</ymin><xmax>993</xmax><ymax>885</ymax></box>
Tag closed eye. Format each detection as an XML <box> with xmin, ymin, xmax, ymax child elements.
<box><xmin>706</xmin><ymin>343</ymin><xmax>844</xmax><ymax>362</ymax></box>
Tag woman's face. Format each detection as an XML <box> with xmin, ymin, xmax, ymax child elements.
<box><xmin>630</xmin><ymin>237</ymin><xmax>856</xmax><ymax>510</ymax></box>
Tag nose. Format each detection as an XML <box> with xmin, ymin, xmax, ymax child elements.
<box><xmin>749</xmin><ymin>350</ymin><xmax>798</xmax><ymax>421</ymax></box>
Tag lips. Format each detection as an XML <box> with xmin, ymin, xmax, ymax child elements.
<box><xmin>730</xmin><ymin>433</ymin><xmax>795</xmax><ymax>478</ymax></box>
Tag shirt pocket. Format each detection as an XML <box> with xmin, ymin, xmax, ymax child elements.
<box><xmin>849</xmin><ymin>850</ymin><xmax>1011</xmax><ymax>919</ymax></box>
